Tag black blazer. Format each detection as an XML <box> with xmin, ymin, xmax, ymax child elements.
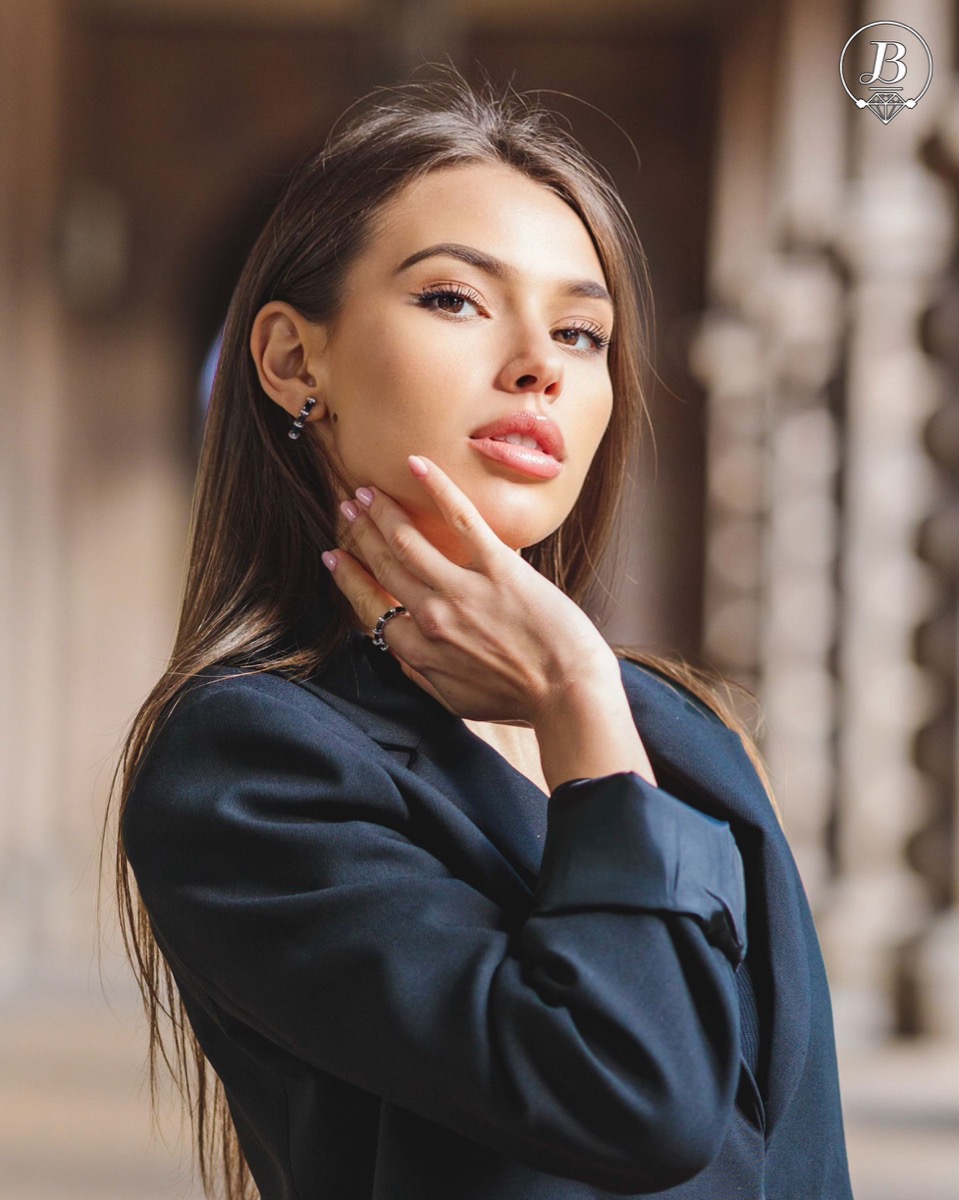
<box><xmin>124</xmin><ymin>630</ymin><xmax>854</xmax><ymax>1199</ymax></box>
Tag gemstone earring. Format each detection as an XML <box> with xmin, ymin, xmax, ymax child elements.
<box><xmin>288</xmin><ymin>397</ymin><xmax>317</xmax><ymax>440</ymax></box>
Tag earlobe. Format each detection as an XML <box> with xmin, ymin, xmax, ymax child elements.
<box><xmin>250</xmin><ymin>301</ymin><xmax>330</xmax><ymax>422</ymax></box>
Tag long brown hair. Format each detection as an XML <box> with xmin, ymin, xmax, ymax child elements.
<box><xmin>106</xmin><ymin>74</ymin><xmax>775</xmax><ymax>1200</ymax></box>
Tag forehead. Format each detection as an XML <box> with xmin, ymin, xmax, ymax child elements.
<box><xmin>363</xmin><ymin>161</ymin><xmax>607</xmax><ymax>285</ymax></box>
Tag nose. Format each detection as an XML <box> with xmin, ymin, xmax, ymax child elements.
<box><xmin>496</xmin><ymin>328</ymin><xmax>564</xmax><ymax>399</ymax></box>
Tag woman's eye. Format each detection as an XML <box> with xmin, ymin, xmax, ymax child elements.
<box><xmin>415</xmin><ymin>287</ymin><xmax>483</xmax><ymax>318</ymax></box>
<box><xmin>553</xmin><ymin>325</ymin><xmax>610</xmax><ymax>353</ymax></box>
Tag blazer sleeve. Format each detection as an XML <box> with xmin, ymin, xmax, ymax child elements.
<box><xmin>123</xmin><ymin>672</ymin><xmax>747</xmax><ymax>1195</ymax></box>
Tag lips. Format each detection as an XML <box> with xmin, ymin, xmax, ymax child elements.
<box><xmin>469</xmin><ymin>411</ymin><xmax>566</xmax><ymax>461</ymax></box>
<box><xmin>468</xmin><ymin>411</ymin><xmax>565</xmax><ymax>481</ymax></box>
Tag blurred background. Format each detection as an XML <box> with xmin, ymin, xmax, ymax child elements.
<box><xmin>2</xmin><ymin>0</ymin><xmax>958</xmax><ymax>1195</ymax></box>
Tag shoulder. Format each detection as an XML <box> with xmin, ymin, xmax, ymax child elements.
<box><xmin>144</xmin><ymin>666</ymin><xmax>365</xmax><ymax>756</ymax></box>
<box><xmin>123</xmin><ymin>668</ymin><xmax>394</xmax><ymax>871</ymax></box>
<box><xmin>615</xmin><ymin>654</ymin><xmax>785</xmax><ymax>839</ymax></box>
<box><xmin>616</xmin><ymin>654</ymin><xmax>730</xmax><ymax>729</ymax></box>
<box><xmin>162</xmin><ymin>665</ymin><xmax>332</xmax><ymax>722</ymax></box>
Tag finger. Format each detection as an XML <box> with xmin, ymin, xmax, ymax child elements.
<box><xmin>322</xmin><ymin>546</ymin><xmax>413</xmax><ymax>652</ymax></box>
<box><xmin>347</xmin><ymin>483</ymin><xmax>472</xmax><ymax>592</ymax></box>
<box><xmin>324</xmin><ymin>547</ymin><xmax>461</xmax><ymax>713</ymax></box>
<box><xmin>405</xmin><ymin>455</ymin><xmax>505</xmax><ymax>572</ymax></box>
<box><xmin>338</xmin><ymin>498</ymin><xmax>429</xmax><ymax>608</ymax></box>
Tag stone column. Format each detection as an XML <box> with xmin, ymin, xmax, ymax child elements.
<box><xmin>825</xmin><ymin>0</ymin><xmax>954</xmax><ymax>1044</ymax></box>
<box><xmin>754</xmin><ymin>250</ymin><xmax>844</xmax><ymax>908</ymax></box>
<box><xmin>912</xmin><ymin>82</ymin><xmax>959</xmax><ymax>1040</ymax></box>
<box><xmin>750</xmin><ymin>0</ymin><xmax>847</xmax><ymax>910</ymax></box>
<box><xmin>692</xmin><ymin>0</ymin><xmax>848</xmax><ymax>916</ymax></box>
<box><xmin>0</xmin><ymin>0</ymin><xmax>67</xmax><ymax>995</ymax></box>
<box><xmin>691</xmin><ymin>1</ymin><xmax>778</xmax><ymax>706</ymax></box>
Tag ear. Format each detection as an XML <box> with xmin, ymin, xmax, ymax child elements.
<box><xmin>249</xmin><ymin>301</ymin><xmax>329</xmax><ymax>419</ymax></box>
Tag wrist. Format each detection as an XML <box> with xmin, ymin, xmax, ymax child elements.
<box><xmin>532</xmin><ymin>655</ymin><xmax>658</xmax><ymax>792</ymax></box>
<box><xmin>531</xmin><ymin>641</ymin><xmax>620</xmax><ymax>724</ymax></box>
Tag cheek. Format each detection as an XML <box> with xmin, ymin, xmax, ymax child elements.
<box><xmin>333</xmin><ymin>317</ymin><xmax>466</xmax><ymax>427</ymax></box>
<box><xmin>573</xmin><ymin>382</ymin><xmax>615</xmax><ymax>465</ymax></box>
<box><xmin>323</xmin><ymin>346</ymin><xmax>459</xmax><ymax>498</ymax></box>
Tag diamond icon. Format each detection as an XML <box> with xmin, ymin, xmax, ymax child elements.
<box><xmin>865</xmin><ymin>92</ymin><xmax>906</xmax><ymax>123</ymax></box>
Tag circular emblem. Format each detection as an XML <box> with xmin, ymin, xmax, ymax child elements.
<box><xmin>839</xmin><ymin>22</ymin><xmax>933</xmax><ymax>123</ymax></box>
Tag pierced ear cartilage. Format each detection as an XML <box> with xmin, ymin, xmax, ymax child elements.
<box><xmin>288</xmin><ymin>396</ymin><xmax>318</xmax><ymax>440</ymax></box>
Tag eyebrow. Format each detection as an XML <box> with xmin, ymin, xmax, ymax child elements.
<box><xmin>394</xmin><ymin>242</ymin><xmax>613</xmax><ymax>305</ymax></box>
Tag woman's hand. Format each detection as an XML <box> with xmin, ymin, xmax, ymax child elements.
<box><xmin>322</xmin><ymin>455</ymin><xmax>618</xmax><ymax>726</ymax></box>
<box><xmin>323</xmin><ymin>453</ymin><xmax>659</xmax><ymax>788</ymax></box>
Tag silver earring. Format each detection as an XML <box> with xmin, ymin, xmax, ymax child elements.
<box><xmin>288</xmin><ymin>397</ymin><xmax>317</xmax><ymax>440</ymax></box>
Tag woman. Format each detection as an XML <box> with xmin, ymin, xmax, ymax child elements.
<box><xmin>114</xmin><ymin>78</ymin><xmax>854</xmax><ymax>1199</ymax></box>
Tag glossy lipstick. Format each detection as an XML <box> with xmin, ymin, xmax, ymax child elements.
<box><xmin>468</xmin><ymin>411</ymin><xmax>565</xmax><ymax>480</ymax></box>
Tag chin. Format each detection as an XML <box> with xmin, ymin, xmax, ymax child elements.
<box><xmin>486</xmin><ymin>510</ymin><xmax>565</xmax><ymax>553</ymax></box>
<box><xmin>411</xmin><ymin>506</ymin><xmax>555</xmax><ymax>562</ymax></box>
<box><xmin>407</xmin><ymin>463</ymin><xmax>574</xmax><ymax>557</ymax></box>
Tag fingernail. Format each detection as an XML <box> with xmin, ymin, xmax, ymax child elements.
<box><xmin>408</xmin><ymin>455</ymin><xmax>428</xmax><ymax>478</ymax></box>
<box><xmin>321</xmin><ymin>550</ymin><xmax>338</xmax><ymax>571</ymax></box>
<box><xmin>340</xmin><ymin>500</ymin><xmax>359</xmax><ymax>521</ymax></box>
<box><xmin>355</xmin><ymin>486</ymin><xmax>375</xmax><ymax>507</ymax></box>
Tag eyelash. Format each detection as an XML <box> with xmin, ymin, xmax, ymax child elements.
<box><xmin>413</xmin><ymin>285</ymin><xmax>611</xmax><ymax>354</ymax></box>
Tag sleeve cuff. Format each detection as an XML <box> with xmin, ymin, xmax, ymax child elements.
<box><xmin>534</xmin><ymin>772</ymin><xmax>747</xmax><ymax>966</ymax></box>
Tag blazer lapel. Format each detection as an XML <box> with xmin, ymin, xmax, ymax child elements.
<box><xmin>413</xmin><ymin>709</ymin><xmax>550</xmax><ymax>891</ymax></box>
<box><xmin>300</xmin><ymin>632</ymin><xmax>550</xmax><ymax>895</ymax></box>
<box><xmin>297</xmin><ymin>629</ymin><xmax>435</xmax><ymax>759</ymax></box>
<box><xmin>619</xmin><ymin>661</ymin><xmax>813</xmax><ymax>1136</ymax></box>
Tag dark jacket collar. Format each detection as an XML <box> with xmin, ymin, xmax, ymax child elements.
<box><xmin>298</xmin><ymin>630</ymin><xmax>445</xmax><ymax>754</ymax></box>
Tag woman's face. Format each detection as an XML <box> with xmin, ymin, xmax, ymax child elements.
<box><xmin>313</xmin><ymin>161</ymin><xmax>615</xmax><ymax>562</ymax></box>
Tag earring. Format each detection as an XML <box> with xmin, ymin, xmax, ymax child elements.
<box><xmin>288</xmin><ymin>396</ymin><xmax>317</xmax><ymax>440</ymax></box>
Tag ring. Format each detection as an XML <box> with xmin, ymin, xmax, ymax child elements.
<box><xmin>371</xmin><ymin>605</ymin><xmax>407</xmax><ymax>651</ymax></box>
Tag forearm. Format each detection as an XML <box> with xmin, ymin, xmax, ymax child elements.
<box><xmin>534</xmin><ymin>657</ymin><xmax>658</xmax><ymax>792</ymax></box>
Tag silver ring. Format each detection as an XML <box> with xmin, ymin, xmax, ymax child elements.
<box><xmin>371</xmin><ymin>605</ymin><xmax>407</xmax><ymax>651</ymax></box>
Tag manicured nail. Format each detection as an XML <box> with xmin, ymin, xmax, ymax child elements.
<box><xmin>340</xmin><ymin>500</ymin><xmax>358</xmax><ymax>521</ymax></box>
<box><xmin>355</xmin><ymin>486</ymin><xmax>375</xmax><ymax>507</ymax></box>
<box><xmin>321</xmin><ymin>550</ymin><xmax>338</xmax><ymax>571</ymax></box>
<box><xmin>408</xmin><ymin>455</ymin><xmax>428</xmax><ymax>478</ymax></box>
